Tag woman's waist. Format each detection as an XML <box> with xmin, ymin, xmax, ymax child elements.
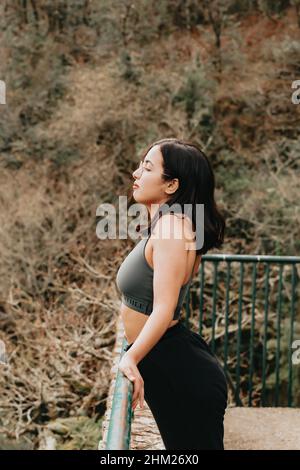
<box><xmin>124</xmin><ymin>318</ymin><xmax>185</xmax><ymax>350</ymax></box>
<box><xmin>120</xmin><ymin>302</ymin><xmax>181</xmax><ymax>345</ymax></box>
<box><xmin>121</xmin><ymin>293</ymin><xmax>183</xmax><ymax>317</ymax></box>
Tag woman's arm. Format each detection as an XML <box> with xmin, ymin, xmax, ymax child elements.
<box><xmin>125</xmin><ymin>213</ymin><xmax>190</xmax><ymax>365</ymax></box>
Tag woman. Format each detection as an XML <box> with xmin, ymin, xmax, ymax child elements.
<box><xmin>116</xmin><ymin>138</ymin><xmax>228</xmax><ymax>450</ymax></box>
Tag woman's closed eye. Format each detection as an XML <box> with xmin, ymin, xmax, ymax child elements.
<box><xmin>138</xmin><ymin>161</ymin><xmax>151</xmax><ymax>172</ymax></box>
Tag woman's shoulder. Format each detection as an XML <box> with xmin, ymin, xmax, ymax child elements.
<box><xmin>151</xmin><ymin>211</ymin><xmax>195</xmax><ymax>244</ymax></box>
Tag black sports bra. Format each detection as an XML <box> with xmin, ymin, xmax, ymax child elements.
<box><xmin>116</xmin><ymin>219</ymin><xmax>197</xmax><ymax>320</ymax></box>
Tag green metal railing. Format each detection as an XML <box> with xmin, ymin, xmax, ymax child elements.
<box><xmin>102</xmin><ymin>336</ymin><xmax>134</xmax><ymax>450</ymax></box>
<box><xmin>103</xmin><ymin>253</ymin><xmax>300</xmax><ymax>449</ymax></box>
<box><xmin>185</xmin><ymin>254</ymin><xmax>300</xmax><ymax>408</ymax></box>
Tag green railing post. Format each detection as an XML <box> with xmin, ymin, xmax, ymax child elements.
<box><xmin>288</xmin><ymin>265</ymin><xmax>297</xmax><ymax>407</ymax></box>
<box><xmin>223</xmin><ymin>261</ymin><xmax>231</xmax><ymax>378</ymax></box>
<box><xmin>262</xmin><ymin>263</ymin><xmax>270</xmax><ymax>407</ymax></box>
<box><xmin>199</xmin><ymin>260</ymin><xmax>205</xmax><ymax>336</ymax></box>
<box><xmin>211</xmin><ymin>261</ymin><xmax>218</xmax><ymax>353</ymax></box>
<box><xmin>248</xmin><ymin>262</ymin><xmax>257</xmax><ymax>407</ymax></box>
<box><xmin>275</xmin><ymin>264</ymin><xmax>283</xmax><ymax>407</ymax></box>
<box><xmin>235</xmin><ymin>262</ymin><xmax>244</xmax><ymax>406</ymax></box>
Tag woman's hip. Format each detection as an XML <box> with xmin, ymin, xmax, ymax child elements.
<box><xmin>124</xmin><ymin>320</ymin><xmax>228</xmax><ymax>397</ymax></box>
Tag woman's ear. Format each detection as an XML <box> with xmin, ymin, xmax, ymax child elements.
<box><xmin>165</xmin><ymin>178</ymin><xmax>179</xmax><ymax>195</ymax></box>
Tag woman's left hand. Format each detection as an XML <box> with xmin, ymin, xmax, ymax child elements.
<box><xmin>118</xmin><ymin>352</ymin><xmax>144</xmax><ymax>411</ymax></box>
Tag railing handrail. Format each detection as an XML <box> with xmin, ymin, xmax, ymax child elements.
<box><xmin>202</xmin><ymin>253</ymin><xmax>300</xmax><ymax>263</ymax></box>
<box><xmin>105</xmin><ymin>336</ymin><xmax>134</xmax><ymax>450</ymax></box>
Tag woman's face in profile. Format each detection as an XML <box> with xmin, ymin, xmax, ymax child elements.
<box><xmin>131</xmin><ymin>145</ymin><xmax>175</xmax><ymax>206</ymax></box>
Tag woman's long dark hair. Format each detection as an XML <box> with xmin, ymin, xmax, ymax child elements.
<box><xmin>139</xmin><ymin>138</ymin><xmax>225</xmax><ymax>256</ymax></box>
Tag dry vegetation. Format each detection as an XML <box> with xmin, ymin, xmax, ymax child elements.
<box><xmin>0</xmin><ymin>0</ymin><xmax>300</xmax><ymax>449</ymax></box>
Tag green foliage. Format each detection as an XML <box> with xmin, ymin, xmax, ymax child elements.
<box><xmin>118</xmin><ymin>50</ymin><xmax>141</xmax><ymax>84</ymax></box>
<box><xmin>227</xmin><ymin>0</ymin><xmax>254</xmax><ymax>14</ymax></box>
<box><xmin>49</xmin><ymin>144</ymin><xmax>81</xmax><ymax>168</ymax></box>
<box><xmin>165</xmin><ymin>0</ymin><xmax>206</xmax><ymax>29</ymax></box>
<box><xmin>258</xmin><ymin>0</ymin><xmax>291</xmax><ymax>16</ymax></box>
<box><xmin>217</xmin><ymin>149</ymin><xmax>252</xmax><ymax>197</ymax></box>
<box><xmin>47</xmin><ymin>416</ymin><xmax>102</xmax><ymax>450</ymax></box>
<box><xmin>172</xmin><ymin>55</ymin><xmax>217</xmax><ymax>133</ymax></box>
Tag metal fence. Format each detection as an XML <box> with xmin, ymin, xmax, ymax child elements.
<box><xmin>185</xmin><ymin>254</ymin><xmax>300</xmax><ymax>408</ymax></box>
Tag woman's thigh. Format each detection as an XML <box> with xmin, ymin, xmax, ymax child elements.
<box><xmin>137</xmin><ymin>332</ymin><xmax>228</xmax><ymax>450</ymax></box>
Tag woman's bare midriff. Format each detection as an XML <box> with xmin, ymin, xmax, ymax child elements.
<box><xmin>121</xmin><ymin>231</ymin><xmax>201</xmax><ymax>345</ymax></box>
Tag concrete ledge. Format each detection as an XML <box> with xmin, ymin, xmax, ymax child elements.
<box><xmin>224</xmin><ymin>407</ymin><xmax>300</xmax><ymax>450</ymax></box>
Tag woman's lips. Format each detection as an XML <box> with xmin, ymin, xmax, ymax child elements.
<box><xmin>132</xmin><ymin>184</ymin><xmax>139</xmax><ymax>189</ymax></box>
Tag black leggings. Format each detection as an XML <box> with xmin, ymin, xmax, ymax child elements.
<box><xmin>124</xmin><ymin>320</ymin><xmax>228</xmax><ymax>450</ymax></box>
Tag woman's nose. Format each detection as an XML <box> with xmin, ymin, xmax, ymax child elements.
<box><xmin>132</xmin><ymin>169</ymin><xmax>139</xmax><ymax>179</ymax></box>
<box><xmin>132</xmin><ymin>162</ymin><xmax>142</xmax><ymax>179</ymax></box>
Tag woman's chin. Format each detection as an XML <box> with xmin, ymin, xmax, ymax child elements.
<box><xmin>132</xmin><ymin>193</ymin><xmax>140</xmax><ymax>202</ymax></box>
<box><xmin>132</xmin><ymin>190</ymin><xmax>143</xmax><ymax>201</ymax></box>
